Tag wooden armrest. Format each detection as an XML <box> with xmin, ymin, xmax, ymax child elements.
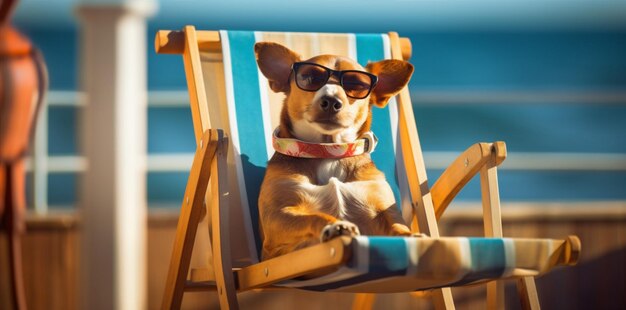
<box><xmin>562</xmin><ymin>235</ymin><xmax>581</xmax><ymax>266</ymax></box>
<box><xmin>431</xmin><ymin>141</ymin><xmax>506</xmax><ymax>220</ymax></box>
<box><xmin>235</xmin><ymin>237</ymin><xmax>352</xmax><ymax>291</ymax></box>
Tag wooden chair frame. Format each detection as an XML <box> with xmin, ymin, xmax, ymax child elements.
<box><xmin>155</xmin><ymin>26</ymin><xmax>580</xmax><ymax>310</ymax></box>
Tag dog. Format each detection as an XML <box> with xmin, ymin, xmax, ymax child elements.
<box><xmin>255</xmin><ymin>42</ymin><xmax>415</xmax><ymax>260</ymax></box>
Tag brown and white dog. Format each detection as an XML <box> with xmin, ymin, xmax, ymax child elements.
<box><xmin>255</xmin><ymin>42</ymin><xmax>415</xmax><ymax>260</ymax></box>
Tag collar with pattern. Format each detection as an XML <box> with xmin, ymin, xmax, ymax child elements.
<box><xmin>272</xmin><ymin>128</ymin><xmax>378</xmax><ymax>159</ymax></box>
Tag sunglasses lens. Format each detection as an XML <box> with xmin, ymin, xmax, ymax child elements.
<box><xmin>295</xmin><ymin>64</ymin><xmax>328</xmax><ymax>91</ymax></box>
<box><xmin>341</xmin><ymin>72</ymin><xmax>373</xmax><ymax>99</ymax></box>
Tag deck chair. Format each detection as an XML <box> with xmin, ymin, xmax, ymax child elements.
<box><xmin>154</xmin><ymin>26</ymin><xmax>581</xmax><ymax>309</ymax></box>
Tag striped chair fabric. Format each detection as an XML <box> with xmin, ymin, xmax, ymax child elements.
<box><xmin>199</xmin><ymin>30</ymin><xmax>573</xmax><ymax>291</ymax></box>
<box><xmin>206</xmin><ymin>31</ymin><xmax>412</xmax><ymax>265</ymax></box>
<box><xmin>277</xmin><ymin>236</ymin><xmax>566</xmax><ymax>292</ymax></box>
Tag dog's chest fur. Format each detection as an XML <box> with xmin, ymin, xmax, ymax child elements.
<box><xmin>294</xmin><ymin>158</ymin><xmax>384</xmax><ymax>223</ymax></box>
<box><xmin>315</xmin><ymin>159</ymin><xmax>347</xmax><ymax>184</ymax></box>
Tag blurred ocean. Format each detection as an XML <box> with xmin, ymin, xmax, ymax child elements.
<box><xmin>15</xmin><ymin>19</ymin><xmax>626</xmax><ymax>208</ymax></box>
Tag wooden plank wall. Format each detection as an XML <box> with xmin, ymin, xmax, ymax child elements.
<box><xmin>5</xmin><ymin>208</ymin><xmax>625</xmax><ymax>309</ymax></box>
<box><xmin>1</xmin><ymin>214</ymin><xmax>79</xmax><ymax>310</ymax></box>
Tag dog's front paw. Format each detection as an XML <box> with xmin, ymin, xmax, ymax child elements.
<box><xmin>320</xmin><ymin>221</ymin><xmax>360</xmax><ymax>242</ymax></box>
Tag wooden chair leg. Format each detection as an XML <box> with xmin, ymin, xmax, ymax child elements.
<box><xmin>209</xmin><ymin>133</ymin><xmax>239</xmax><ymax>309</ymax></box>
<box><xmin>432</xmin><ymin>288</ymin><xmax>456</xmax><ymax>310</ymax></box>
<box><xmin>479</xmin><ymin>146</ymin><xmax>509</xmax><ymax>310</ymax></box>
<box><xmin>162</xmin><ymin>130</ymin><xmax>219</xmax><ymax>310</ymax></box>
<box><xmin>517</xmin><ymin>277</ymin><xmax>540</xmax><ymax>310</ymax></box>
<box><xmin>352</xmin><ymin>293</ymin><xmax>376</xmax><ymax>310</ymax></box>
<box><xmin>161</xmin><ymin>192</ymin><xmax>204</xmax><ymax>310</ymax></box>
<box><xmin>486</xmin><ymin>280</ymin><xmax>505</xmax><ymax>310</ymax></box>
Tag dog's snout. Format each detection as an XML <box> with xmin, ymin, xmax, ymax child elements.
<box><xmin>320</xmin><ymin>96</ymin><xmax>343</xmax><ymax>113</ymax></box>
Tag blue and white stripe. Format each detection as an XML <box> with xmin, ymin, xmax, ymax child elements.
<box><xmin>277</xmin><ymin>237</ymin><xmax>520</xmax><ymax>292</ymax></box>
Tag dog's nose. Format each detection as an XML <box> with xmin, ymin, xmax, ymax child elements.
<box><xmin>320</xmin><ymin>96</ymin><xmax>343</xmax><ymax>113</ymax></box>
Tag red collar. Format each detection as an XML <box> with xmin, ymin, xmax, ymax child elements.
<box><xmin>272</xmin><ymin>128</ymin><xmax>378</xmax><ymax>159</ymax></box>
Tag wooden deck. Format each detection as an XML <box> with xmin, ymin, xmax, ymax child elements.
<box><xmin>2</xmin><ymin>204</ymin><xmax>624</xmax><ymax>309</ymax></box>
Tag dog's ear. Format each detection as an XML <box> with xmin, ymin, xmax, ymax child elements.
<box><xmin>255</xmin><ymin>42</ymin><xmax>301</xmax><ymax>93</ymax></box>
<box><xmin>366</xmin><ymin>59</ymin><xmax>414</xmax><ymax>107</ymax></box>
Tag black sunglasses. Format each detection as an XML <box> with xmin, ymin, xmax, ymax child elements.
<box><xmin>291</xmin><ymin>62</ymin><xmax>378</xmax><ymax>99</ymax></box>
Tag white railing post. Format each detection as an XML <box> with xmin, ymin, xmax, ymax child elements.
<box><xmin>75</xmin><ymin>1</ymin><xmax>156</xmax><ymax>309</ymax></box>
<box><xmin>33</xmin><ymin>103</ymin><xmax>48</xmax><ymax>214</ymax></box>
